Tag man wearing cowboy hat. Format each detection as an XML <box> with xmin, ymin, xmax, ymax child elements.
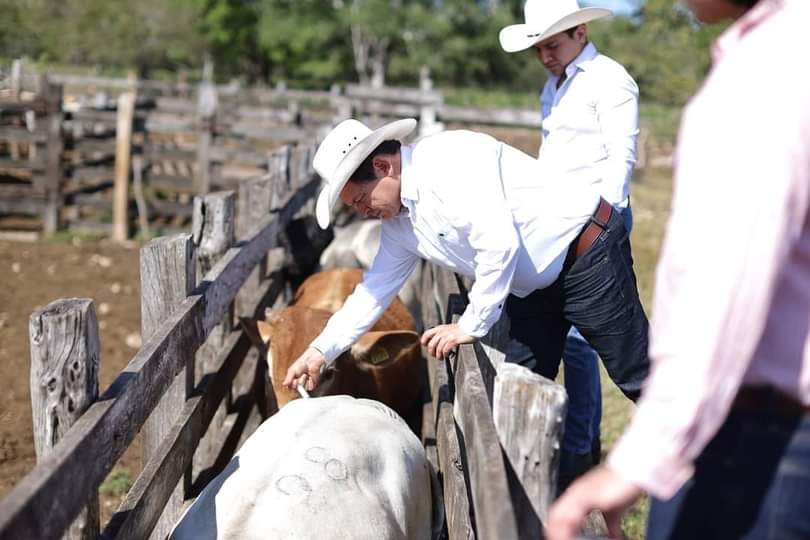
<box><xmin>282</xmin><ymin>118</ymin><xmax>649</xmax><ymax>428</ymax></box>
<box><xmin>500</xmin><ymin>0</ymin><xmax>641</xmax><ymax>492</ymax></box>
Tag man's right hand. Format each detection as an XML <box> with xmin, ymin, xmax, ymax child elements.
<box><xmin>282</xmin><ymin>347</ymin><xmax>327</xmax><ymax>392</ymax></box>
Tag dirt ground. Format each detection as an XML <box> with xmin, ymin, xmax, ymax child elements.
<box><xmin>0</xmin><ymin>237</ymin><xmax>144</xmax><ymax>516</ymax></box>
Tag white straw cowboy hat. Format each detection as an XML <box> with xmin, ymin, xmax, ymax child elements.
<box><xmin>313</xmin><ymin>118</ymin><xmax>416</xmax><ymax>229</ymax></box>
<box><xmin>499</xmin><ymin>0</ymin><xmax>612</xmax><ymax>53</ymax></box>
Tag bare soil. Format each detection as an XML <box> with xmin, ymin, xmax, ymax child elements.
<box><xmin>0</xmin><ymin>237</ymin><xmax>144</xmax><ymax>517</ymax></box>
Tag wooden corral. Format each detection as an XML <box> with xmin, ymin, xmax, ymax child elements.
<box><xmin>0</xmin><ymin>72</ymin><xmax>609</xmax><ymax>538</ymax></box>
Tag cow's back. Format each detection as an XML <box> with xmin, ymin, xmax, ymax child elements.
<box><xmin>170</xmin><ymin>396</ymin><xmax>433</xmax><ymax>540</ymax></box>
<box><xmin>294</xmin><ymin>267</ymin><xmax>415</xmax><ymax>332</ymax></box>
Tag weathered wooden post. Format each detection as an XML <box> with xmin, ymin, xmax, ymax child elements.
<box><xmin>191</xmin><ymin>191</ymin><xmax>235</xmax><ymax>482</ymax></box>
<box><xmin>267</xmin><ymin>144</ymin><xmax>292</xmax><ymax>211</ymax></box>
<box><xmin>493</xmin><ymin>363</ymin><xmax>565</xmax><ymax>535</ymax></box>
<box><xmin>196</xmin><ymin>62</ymin><xmax>218</xmax><ymax>196</ymax></box>
<box><xmin>112</xmin><ymin>74</ymin><xmax>136</xmax><ymax>242</ymax></box>
<box><xmin>140</xmin><ymin>234</ymin><xmax>196</xmax><ymax>540</ymax></box>
<box><xmin>235</xmin><ymin>174</ymin><xmax>274</xmax><ymax>318</ymax></box>
<box><xmin>330</xmin><ymin>83</ymin><xmax>352</xmax><ymax>123</ymax></box>
<box><xmin>10</xmin><ymin>58</ymin><xmax>23</xmax><ymax>99</ymax></box>
<box><xmin>132</xmin><ymin>154</ymin><xmax>151</xmax><ymax>239</ymax></box>
<box><xmin>418</xmin><ymin>66</ymin><xmax>442</xmax><ymax>137</ymax></box>
<box><xmin>43</xmin><ymin>79</ymin><xmax>63</xmax><ymax>235</ymax></box>
<box><xmin>29</xmin><ymin>298</ymin><xmax>100</xmax><ymax>540</ymax></box>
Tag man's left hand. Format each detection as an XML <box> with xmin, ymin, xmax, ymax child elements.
<box><xmin>545</xmin><ymin>465</ymin><xmax>643</xmax><ymax>540</ymax></box>
<box><xmin>420</xmin><ymin>324</ymin><xmax>475</xmax><ymax>359</ymax></box>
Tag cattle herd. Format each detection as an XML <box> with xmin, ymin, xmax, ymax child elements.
<box><xmin>170</xmin><ymin>222</ymin><xmax>438</xmax><ymax>539</ymax></box>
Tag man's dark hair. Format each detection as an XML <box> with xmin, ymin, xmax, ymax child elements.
<box><xmin>730</xmin><ymin>0</ymin><xmax>758</xmax><ymax>7</ymax></box>
<box><xmin>563</xmin><ymin>26</ymin><xmax>577</xmax><ymax>38</ymax></box>
<box><xmin>349</xmin><ymin>140</ymin><xmax>402</xmax><ymax>184</ymax></box>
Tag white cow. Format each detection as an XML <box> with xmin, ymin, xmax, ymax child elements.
<box><xmin>320</xmin><ymin>219</ymin><xmax>424</xmax><ymax>331</ymax></box>
<box><xmin>170</xmin><ymin>395</ymin><xmax>441</xmax><ymax>540</ymax></box>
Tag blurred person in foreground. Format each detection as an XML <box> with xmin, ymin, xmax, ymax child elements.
<box><xmin>499</xmin><ymin>0</ymin><xmax>641</xmax><ymax>491</ymax></box>
<box><xmin>546</xmin><ymin>0</ymin><xmax>810</xmax><ymax>538</ymax></box>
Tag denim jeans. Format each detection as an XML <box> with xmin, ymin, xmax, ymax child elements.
<box><xmin>561</xmin><ymin>325</ymin><xmax>602</xmax><ymax>455</ymax></box>
<box><xmin>647</xmin><ymin>403</ymin><xmax>810</xmax><ymax>540</ymax></box>
<box><xmin>505</xmin><ymin>205</ymin><xmax>649</xmax><ymax>402</ymax></box>
<box><xmin>562</xmin><ymin>207</ymin><xmax>634</xmax><ymax>457</ymax></box>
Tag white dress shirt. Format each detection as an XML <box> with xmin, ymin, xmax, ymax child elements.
<box><xmin>311</xmin><ymin>130</ymin><xmax>600</xmax><ymax>364</ymax></box>
<box><xmin>540</xmin><ymin>42</ymin><xmax>639</xmax><ymax>208</ymax></box>
<box><xmin>608</xmin><ymin>0</ymin><xmax>810</xmax><ymax>499</ymax></box>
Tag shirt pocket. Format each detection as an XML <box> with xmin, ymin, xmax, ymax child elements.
<box><xmin>423</xmin><ymin>206</ymin><xmax>462</xmax><ymax>248</ymax></box>
<box><xmin>436</xmin><ymin>223</ymin><xmax>460</xmax><ymax>246</ymax></box>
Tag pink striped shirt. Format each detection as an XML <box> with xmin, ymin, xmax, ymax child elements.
<box><xmin>608</xmin><ymin>0</ymin><xmax>810</xmax><ymax>499</ymax></box>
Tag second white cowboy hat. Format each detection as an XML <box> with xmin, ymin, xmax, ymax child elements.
<box><xmin>312</xmin><ymin>118</ymin><xmax>417</xmax><ymax>229</ymax></box>
<box><xmin>499</xmin><ymin>0</ymin><xmax>612</xmax><ymax>53</ymax></box>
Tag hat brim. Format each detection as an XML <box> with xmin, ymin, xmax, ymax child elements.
<box><xmin>499</xmin><ymin>8</ymin><xmax>612</xmax><ymax>53</ymax></box>
<box><xmin>315</xmin><ymin>118</ymin><xmax>417</xmax><ymax>229</ymax></box>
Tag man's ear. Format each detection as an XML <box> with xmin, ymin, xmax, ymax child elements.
<box><xmin>372</xmin><ymin>155</ymin><xmax>391</xmax><ymax>178</ymax></box>
<box><xmin>576</xmin><ymin>24</ymin><xmax>588</xmax><ymax>43</ymax></box>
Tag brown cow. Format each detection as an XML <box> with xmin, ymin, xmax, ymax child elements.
<box><xmin>293</xmin><ymin>267</ymin><xmax>415</xmax><ymax>332</ymax></box>
<box><xmin>243</xmin><ymin>268</ymin><xmax>424</xmax><ymax>431</ymax></box>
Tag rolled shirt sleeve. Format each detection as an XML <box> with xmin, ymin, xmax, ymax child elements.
<box><xmin>310</xmin><ymin>227</ymin><xmax>419</xmax><ymax>364</ymax></box>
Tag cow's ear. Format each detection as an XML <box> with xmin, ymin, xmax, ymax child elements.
<box><xmin>352</xmin><ymin>331</ymin><xmax>419</xmax><ymax>366</ymax></box>
<box><xmin>257</xmin><ymin>321</ymin><xmax>273</xmax><ymax>344</ymax></box>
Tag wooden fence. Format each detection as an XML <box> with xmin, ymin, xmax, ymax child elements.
<box><xmin>1</xmin><ymin>71</ymin><xmax>334</xmax><ymax>237</ymax></box>
<box><xmin>0</xmin><ymin>137</ymin><xmax>609</xmax><ymax>538</ymax></box>
<box><xmin>0</xmin><ymin>142</ymin><xmax>320</xmax><ymax>540</ymax></box>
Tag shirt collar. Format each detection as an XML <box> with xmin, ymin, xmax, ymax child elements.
<box><xmin>399</xmin><ymin>144</ymin><xmax>418</xmax><ymax>204</ymax></box>
<box><xmin>713</xmin><ymin>0</ymin><xmax>783</xmax><ymax>63</ymax></box>
<box><xmin>550</xmin><ymin>41</ymin><xmax>599</xmax><ymax>86</ymax></box>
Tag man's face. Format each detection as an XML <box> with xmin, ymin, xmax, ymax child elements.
<box><xmin>339</xmin><ymin>162</ymin><xmax>402</xmax><ymax>220</ymax></box>
<box><xmin>534</xmin><ymin>25</ymin><xmax>588</xmax><ymax>77</ymax></box>
<box><xmin>683</xmin><ymin>0</ymin><xmax>751</xmax><ymax>23</ymax></box>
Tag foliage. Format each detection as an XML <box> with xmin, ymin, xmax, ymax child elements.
<box><xmin>99</xmin><ymin>468</ymin><xmax>133</xmax><ymax>497</ymax></box>
<box><xmin>588</xmin><ymin>0</ymin><xmax>727</xmax><ymax>106</ymax></box>
<box><xmin>4</xmin><ymin>0</ymin><xmax>731</xmax><ymax>107</ymax></box>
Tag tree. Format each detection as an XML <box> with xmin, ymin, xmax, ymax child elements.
<box><xmin>587</xmin><ymin>0</ymin><xmax>726</xmax><ymax>106</ymax></box>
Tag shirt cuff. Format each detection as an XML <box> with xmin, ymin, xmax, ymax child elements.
<box><xmin>309</xmin><ymin>335</ymin><xmax>345</xmax><ymax>366</ymax></box>
<box><xmin>457</xmin><ymin>307</ymin><xmax>495</xmax><ymax>338</ymax></box>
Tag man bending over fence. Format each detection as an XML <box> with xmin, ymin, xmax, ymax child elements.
<box><xmin>282</xmin><ymin>118</ymin><xmax>649</xmax><ymax>423</ymax></box>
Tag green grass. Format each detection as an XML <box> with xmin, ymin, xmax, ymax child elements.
<box><xmin>443</xmin><ymin>87</ymin><xmax>540</xmax><ymax>110</ymax></box>
<box><xmin>99</xmin><ymin>468</ymin><xmax>133</xmax><ymax>498</ymax></box>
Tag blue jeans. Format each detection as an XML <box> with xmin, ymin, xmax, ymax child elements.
<box><xmin>562</xmin><ymin>207</ymin><xmax>633</xmax><ymax>457</ymax></box>
<box><xmin>561</xmin><ymin>326</ymin><xmax>602</xmax><ymax>455</ymax></box>
<box><xmin>505</xmin><ymin>205</ymin><xmax>649</xmax><ymax>402</ymax></box>
<box><xmin>647</xmin><ymin>400</ymin><xmax>810</xmax><ymax>540</ymax></box>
